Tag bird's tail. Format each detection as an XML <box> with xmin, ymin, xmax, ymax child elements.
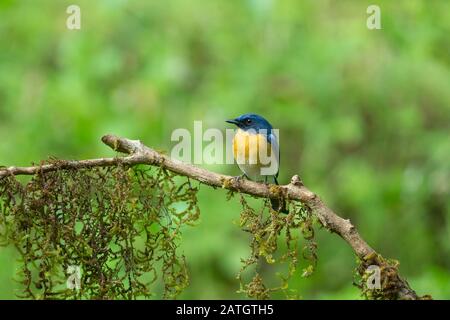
<box><xmin>270</xmin><ymin>176</ymin><xmax>288</xmax><ymax>214</ymax></box>
<box><xmin>270</xmin><ymin>198</ymin><xmax>288</xmax><ymax>214</ymax></box>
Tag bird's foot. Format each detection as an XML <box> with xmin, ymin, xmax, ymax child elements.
<box><xmin>264</xmin><ymin>176</ymin><xmax>277</xmax><ymax>185</ymax></box>
<box><xmin>233</xmin><ymin>173</ymin><xmax>248</xmax><ymax>184</ymax></box>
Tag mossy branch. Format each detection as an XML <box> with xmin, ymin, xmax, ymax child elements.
<box><xmin>0</xmin><ymin>134</ymin><xmax>425</xmax><ymax>299</ymax></box>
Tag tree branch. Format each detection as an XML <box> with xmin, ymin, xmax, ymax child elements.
<box><xmin>0</xmin><ymin>134</ymin><xmax>424</xmax><ymax>300</ymax></box>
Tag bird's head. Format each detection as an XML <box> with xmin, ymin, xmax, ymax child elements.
<box><xmin>226</xmin><ymin>113</ymin><xmax>273</xmax><ymax>133</ymax></box>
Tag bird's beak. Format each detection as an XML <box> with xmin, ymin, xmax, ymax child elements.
<box><xmin>226</xmin><ymin>119</ymin><xmax>239</xmax><ymax>125</ymax></box>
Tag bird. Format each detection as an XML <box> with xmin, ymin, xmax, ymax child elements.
<box><xmin>226</xmin><ymin>113</ymin><xmax>287</xmax><ymax>213</ymax></box>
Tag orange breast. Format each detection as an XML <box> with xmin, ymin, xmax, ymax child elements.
<box><xmin>232</xmin><ymin>129</ymin><xmax>271</xmax><ymax>164</ymax></box>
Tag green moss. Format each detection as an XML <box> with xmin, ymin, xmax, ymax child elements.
<box><xmin>0</xmin><ymin>162</ymin><xmax>199</xmax><ymax>299</ymax></box>
<box><xmin>235</xmin><ymin>195</ymin><xmax>317</xmax><ymax>299</ymax></box>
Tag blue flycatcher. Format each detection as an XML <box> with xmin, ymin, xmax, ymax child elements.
<box><xmin>226</xmin><ymin>113</ymin><xmax>287</xmax><ymax>213</ymax></box>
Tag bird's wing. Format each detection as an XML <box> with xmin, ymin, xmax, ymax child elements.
<box><xmin>267</xmin><ymin>132</ymin><xmax>280</xmax><ymax>180</ymax></box>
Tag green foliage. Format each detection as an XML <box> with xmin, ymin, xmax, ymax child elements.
<box><xmin>0</xmin><ymin>163</ymin><xmax>199</xmax><ymax>299</ymax></box>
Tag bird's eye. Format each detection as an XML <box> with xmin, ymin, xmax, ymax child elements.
<box><xmin>246</xmin><ymin>119</ymin><xmax>252</xmax><ymax>124</ymax></box>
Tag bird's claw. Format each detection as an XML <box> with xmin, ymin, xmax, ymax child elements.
<box><xmin>233</xmin><ymin>174</ymin><xmax>247</xmax><ymax>184</ymax></box>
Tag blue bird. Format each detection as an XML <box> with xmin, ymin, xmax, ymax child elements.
<box><xmin>226</xmin><ymin>113</ymin><xmax>287</xmax><ymax>213</ymax></box>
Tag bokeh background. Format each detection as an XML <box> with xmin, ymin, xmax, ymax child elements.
<box><xmin>0</xmin><ymin>0</ymin><xmax>449</xmax><ymax>299</ymax></box>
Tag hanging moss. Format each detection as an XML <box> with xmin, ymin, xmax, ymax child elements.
<box><xmin>0</xmin><ymin>162</ymin><xmax>199</xmax><ymax>299</ymax></box>
<box><xmin>0</xmin><ymin>159</ymin><xmax>321</xmax><ymax>300</ymax></box>
<box><xmin>234</xmin><ymin>193</ymin><xmax>318</xmax><ymax>299</ymax></box>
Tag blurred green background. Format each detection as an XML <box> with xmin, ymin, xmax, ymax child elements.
<box><xmin>0</xmin><ymin>0</ymin><xmax>449</xmax><ymax>299</ymax></box>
